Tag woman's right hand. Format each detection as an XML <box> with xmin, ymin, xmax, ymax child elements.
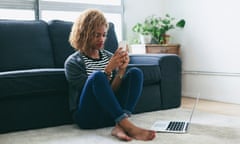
<box><xmin>105</xmin><ymin>48</ymin><xmax>128</xmax><ymax>72</ymax></box>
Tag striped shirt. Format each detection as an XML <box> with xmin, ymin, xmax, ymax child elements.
<box><xmin>82</xmin><ymin>50</ymin><xmax>111</xmax><ymax>76</ymax></box>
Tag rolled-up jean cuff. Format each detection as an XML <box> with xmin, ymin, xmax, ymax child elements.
<box><xmin>123</xmin><ymin>110</ymin><xmax>132</xmax><ymax>117</ymax></box>
<box><xmin>115</xmin><ymin>113</ymin><xmax>128</xmax><ymax>123</ymax></box>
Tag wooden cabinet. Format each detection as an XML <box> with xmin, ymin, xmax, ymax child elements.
<box><xmin>145</xmin><ymin>44</ymin><xmax>180</xmax><ymax>55</ymax></box>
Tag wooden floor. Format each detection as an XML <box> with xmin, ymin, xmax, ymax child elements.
<box><xmin>181</xmin><ymin>96</ymin><xmax>240</xmax><ymax>117</ymax></box>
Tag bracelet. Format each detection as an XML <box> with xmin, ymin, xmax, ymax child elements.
<box><xmin>104</xmin><ymin>70</ymin><xmax>112</xmax><ymax>76</ymax></box>
<box><xmin>118</xmin><ymin>74</ymin><xmax>124</xmax><ymax>79</ymax></box>
<box><xmin>104</xmin><ymin>71</ymin><xmax>112</xmax><ymax>81</ymax></box>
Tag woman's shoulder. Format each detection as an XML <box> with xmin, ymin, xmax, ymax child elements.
<box><xmin>67</xmin><ymin>51</ymin><xmax>82</xmax><ymax>60</ymax></box>
<box><xmin>65</xmin><ymin>51</ymin><xmax>85</xmax><ymax>66</ymax></box>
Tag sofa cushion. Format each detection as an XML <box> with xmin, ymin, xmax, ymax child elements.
<box><xmin>48</xmin><ymin>20</ymin><xmax>75</xmax><ymax>68</ymax></box>
<box><xmin>0</xmin><ymin>69</ymin><xmax>67</xmax><ymax>99</ymax></box>
<box><xmin>104</xmin><ymin>22</ymin><xmax>118</xmax><ymax>53</ymax></box>
<box><xmin>0</xmin><ymin>20</ymin><xmax>55</xmax><ymax>72</ymax></box>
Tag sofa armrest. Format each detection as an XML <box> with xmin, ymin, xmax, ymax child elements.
<box><xmin>129</xmin><ymin>53</ymin><xmax>178</xmax><ymax>64</ymax></box>
<box><xmin>0</xmin><ymin>68</ymin><xmax>72</xmax><ymax>133</ymax></box>
<box><xmin>129</xmin><ymin>53</ymin><xmax>182</xmax><ymax>109</ymax></box>
<box><xmin>0</xmin><ymin>68</ymin><xmax>67</xmax><ymax>99</ymax></box>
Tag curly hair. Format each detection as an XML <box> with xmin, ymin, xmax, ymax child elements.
<box><xmin>69</xmin><ymin>9</ymin><xmax>108</xmax><ymax>54</ymax></box>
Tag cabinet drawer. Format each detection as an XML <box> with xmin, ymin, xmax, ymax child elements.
<box><xmin>146</xmin><ymin>44</ymin><xmax>180</xmax><ymax>55</ymax></box>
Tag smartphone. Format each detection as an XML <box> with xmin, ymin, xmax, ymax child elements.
<box><xmin>118</xmin><ymin>41</ymin><xmax>127</xmax><ymax>51</ymax></box>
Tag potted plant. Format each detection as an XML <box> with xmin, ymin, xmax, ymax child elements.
<box><xmin>131</xmin><ymin>22</ymin><xmax>153</xmax><ymax>44</ymax></box>
<box><xmin>132</xmin><ymin>14</ymin><xmax>186</xmax><ymax>44</ymax></box>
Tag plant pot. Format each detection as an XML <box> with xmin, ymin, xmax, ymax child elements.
<box><xmin>139</xmin><ymin>34</ymin><xmax>152</xmax><ymax>44</ymax></box>
<box><xmin>130</xmin><ymin>44</ymin><xmax>146</xmax><ymax>54</ymax></box>
<box><xmin>160</xmin><ymin>34</ymin><xmax>171</xmax><ymax>44</ymax></box>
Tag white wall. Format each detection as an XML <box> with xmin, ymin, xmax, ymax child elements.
<box><xmin>124</xmin><ymin>0</ymin><xmax>240</xmax><ymax>104</ymax></box>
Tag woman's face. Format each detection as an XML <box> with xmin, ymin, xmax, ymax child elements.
<box><xmin>90</xmin><ymin>25</ymin><xmax>107</xmax><ymax>50</ymax></box>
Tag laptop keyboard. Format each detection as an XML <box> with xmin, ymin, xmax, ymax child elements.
<box><xmin>167</xmin><ymin>121</ymin><xmax>185</xmax><ymax>131</ymax></box>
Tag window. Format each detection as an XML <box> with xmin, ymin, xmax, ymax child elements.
<box><xmin>41</xmin><ymin>0</ymin><xmax>121</xmax><ymax>5</ymax></box>
<box><xmin>0</xmin><ymin>0</ymin><xmax>35</xmax><ymax>20</ymax></box>
<box><xmin>0</xmin><ymin>9</ymin><xmax>34</xmax><ymax>20</ymax></box>
<box><xmin>39</xmin><ymin>0</ymin><xmax>123</xmax><ymax>40</ymax></box>
<box><xmin>0</xmin><ymin>0</ymin><xmax>123</xmax><ymax>40</ymax></box>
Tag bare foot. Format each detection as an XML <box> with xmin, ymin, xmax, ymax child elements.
<box><xmin>128</xmin><ymin>127</ymin><xmax>156</xmax><ymax>141</ymax></box>
<box><xmin>119</xmin><ymin>118</ymin><xmax>156</xmax><ymax>141</ymax></box>
<box><xmin>111</xmin><ymin>124</ymin><xmax>132</xmax><ymax>141</ymax></box>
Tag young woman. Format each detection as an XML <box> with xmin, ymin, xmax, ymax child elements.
<box><xmin>64</xmin><ymin>9</ymin><xmax>156</xmax><ymax>141</ymax></box>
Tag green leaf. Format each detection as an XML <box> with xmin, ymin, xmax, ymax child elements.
<box><xmin>176</xmin><ymin>19</ymin><xmax>186</xmax><ymax>28</ymax></box>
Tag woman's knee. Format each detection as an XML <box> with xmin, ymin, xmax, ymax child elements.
<box><xmin>89</xmin><ymin>71</ymin><xmax>107</xmax><ymax>81</ymax></box>
<box><xmin>128</xmin><ymin>67</ymin><xmax>143</xmax><ymax>78</ymax></box>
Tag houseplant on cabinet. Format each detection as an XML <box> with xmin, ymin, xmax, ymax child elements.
<box><xmin>132</xmin><ymin>14</ymin><xmax>186</xmax><ymax>44</ymax></box>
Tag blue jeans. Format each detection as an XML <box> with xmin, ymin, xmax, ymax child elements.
<box><xmin>73</xmin><ymin>67</ymin><xmax>143</xmax><ymax>129</ymax></box>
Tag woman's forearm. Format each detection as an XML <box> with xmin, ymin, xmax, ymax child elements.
<box><xmin>111</xmin><ymin>69</ymin><xmax>126</xmax><ymax>92</ymax></box>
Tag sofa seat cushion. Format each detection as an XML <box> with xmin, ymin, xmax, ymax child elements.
<box><xmin>0</xmin><ymin>20</ymin><xmax>55</xmax><ymax>72</ymax></box>
<box><xmin>0</xmin><ymin>69</ymin><xmax>68</xmax><ymax>99</ymax></box>
<box><xmin>128</xmin><ymin>64</ymin><xmax>161</xmax><ymax>85</ymax></box>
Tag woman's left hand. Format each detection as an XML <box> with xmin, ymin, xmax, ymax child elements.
<box><xmin>118</xmin><ymin>50</ymin><xmax>129</xmax><ymax>70</ymax></box>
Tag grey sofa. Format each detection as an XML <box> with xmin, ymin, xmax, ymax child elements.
<box><xmin>0</xmin><ymin>19</ymin><xmax>182</xmax><ymax>133</ymax></box>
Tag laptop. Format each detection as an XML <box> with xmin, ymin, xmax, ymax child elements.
<box><xmin>151</xmin><ymin>94</ymin><xmax>200</xmax><ymax>133</ymax></box>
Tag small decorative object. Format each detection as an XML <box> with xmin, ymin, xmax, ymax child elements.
<box><xmin>132</xmin><ymin>14</ymin><xmax>186</xmax><ymax>44</ymax></box>
<box><xmin>139</xmin><ymin>34</ymin><xmax>152</xmax><ymax>44</ymax></box>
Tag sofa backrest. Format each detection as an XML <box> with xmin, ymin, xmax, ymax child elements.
<box><xmin>48</xmin><ymin>20</ymin><xmax>118</xmax><ymax>68</ymax></box>
<box><xmin>0</xmin><ymin>20</ymin><xmax>55</xmax><ymax>72</ymax></box>
<box><xmin>0</xmin><ymin>19</ymin><xmax>119</xmax><ymax>71</ymax></box>
<box><xmin>48</xmin><ymin>20</ymin><xmax>75</xmax><ymax>68</ymax></box>
<box><xmin>104</xmin><ymin>22</ymin><xmax>118</xmax><ymax>53</ymax></box>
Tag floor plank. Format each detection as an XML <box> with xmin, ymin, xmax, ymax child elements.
<box><xmin>181</xmin><ymin>96</ymin><xmax>240</xmax><ymax>117</ymax></box>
